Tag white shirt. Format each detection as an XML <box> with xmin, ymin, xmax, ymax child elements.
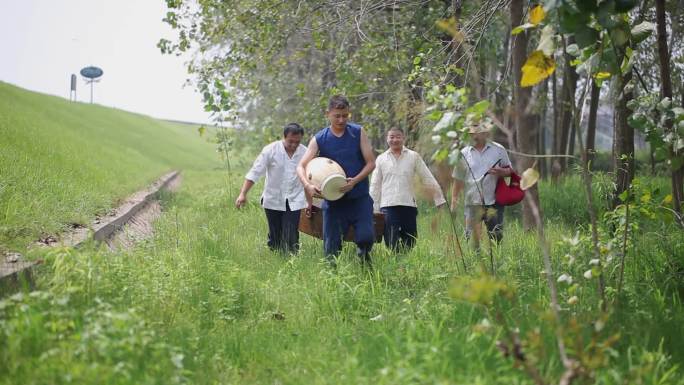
<box><xmin>370</xmin><ymin>147</ymin><xmax>447</xmax><ymax>212</ymax></box>
<box><xmin>245</xmin><ymin>141</ymin><xmax>308</xmax><ymax>211</ymax></box>
<box><xmin>452</xmin><ymin>141</ymin><xmax>511</xmax><ymax>206</ymax></box>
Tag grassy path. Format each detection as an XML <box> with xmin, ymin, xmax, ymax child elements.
<box><xmin>2</xmin><ymin>170</ymin><xmax>682</xmax><ymax>384</ymax></box>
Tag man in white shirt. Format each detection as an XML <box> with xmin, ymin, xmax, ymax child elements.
<box><xmin>370</xmin><ymin>127</ymin><xmax>446</xmax><ymax>251</ymax></box>
<box><xmin>236</xmin><ymin>123</ymin><xmax>308</xmax><ymax>254</ymax></box>
<box><xmin>451</xmin><ymin>123</ymin><xmax>512</xmax><ymax>249</ymax></box>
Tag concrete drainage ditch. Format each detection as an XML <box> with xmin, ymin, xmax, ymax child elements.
<box><xmin>0</xmin><ymin>171</ymin><xmax>182</xmax><ymax>293</ymax></box>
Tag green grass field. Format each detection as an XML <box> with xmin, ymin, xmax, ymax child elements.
<box><xmin>2</xmin><ymin>171</ymin><xmax>684</xmax><ymax>384</ymax></box>
<box><xmin>0</xmin><ymin>82</ymin><xmax>219</xmax><ymax>252</ymax></box>
<box><xmin>1</xmin><ymin>84</ymin><xmax>684</xmax><ymax>384</ymax></box>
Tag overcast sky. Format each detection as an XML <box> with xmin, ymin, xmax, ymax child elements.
<box><xmin>0</xmin><ymin>0</ymin><xmax>211</xmax><ymax>123</ymax></box>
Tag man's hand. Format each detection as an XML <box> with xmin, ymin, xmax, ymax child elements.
<box><xmin>305</xmin><ymin>203</ymin><xmax>316</xmax><ymax>218</ymax></box>
<box><xmin>487</xmin><ymin>166</ymin><xmax>511</xmax><ymax>178</ymax></box>
<box><xmin>339</xmin><ymin>177</ymin><xmax>357</xmax><ymax>193</ymax></box>
<box><xmin>235</xmin><ymin>193</ymin><xmax>247</xmax><ymax>208</ymax></box>
<box><xmin>450</xmin><ymin>199</ymin><xmax>459</xmax><ymax>213</ymax></box>
<box><xmin>305</xmin><ymin>183</ymin><xmax>323</xmax><ymax>199</ymax></box>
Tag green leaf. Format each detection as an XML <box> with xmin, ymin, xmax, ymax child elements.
<box><xmin>615</xmin><ymin>0</ymin><xmax>638</xmax><ymax>12</ymax></box>
<box><xmin>618</xmin><ymin>189</ymin><xmax>629</xmax><ymax>202</ymax></box>
<box><xmin>566</xmin><ymin>43</ymin><xmax>581</xmax><ymax>56</ymax></box>
<box><xmin>432</xmin><ymin>148</ymin><xmax>449</xmax><ymax>162</ymax></box>
<box><xmin>576</xmin><ymin>0</ymin><xmax>599</xmax><ymax>12</ymax></box>
<box><xmin>512</xmin><ymin>23</ymin><xmax>536</xmax><ymax>35</ymax></box>
<box><xmin>628</xmin><ymin>113</ymin><xmax>648</xmax><ymax>130</ymax></box>
<box><xmin>468</xmin><ymin>100</ymin><xmax>491</xmax><ymax>115</ymax></box>
<box><xmin>631</xmin><ymin>21</ymin><xmax>655</xmax><ymax>44</ymax></box>
<box><xmin>575</xmin><ymin>27</ymin><xmax>599</xmax><ymax>48</ymax></box>
<box><xmin>654</xmin><ymin>147</ymin><xmax>669</xmax><ymax>162</ymax></box>
<box><xmin>597</xmin><ymin>1</ymin><xmax>617</xmax><ymax>29</ymax></box>
<box><xmin>426</xmin><ymin>109</ymin><xmax>443</xmax><ymax>122</ymax></box>
<box><xmin>559</xmin><ymin>8</ymin><xmax>590</xmax><ymax>33</ymax></box>
<box><xmin>610</xmin><ymin>25</ymin><xmax>630</xmax><ymax>47</ymax></box>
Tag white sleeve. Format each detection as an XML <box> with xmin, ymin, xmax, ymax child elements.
<box><xmin>500</xmin><ymin>146</ymin><xmax>512</xmax><ymax>168</ymax></box>
<box><xmin>245</xmin><ymin>146</ymin><xmax>270</xmax><ymax>182</ymax></box>
<box><xmin>416</xmin><ymin>155</ymin><xmax>446</xmax><ymax>206</ymax></box>
<box><xmin>369</xmin><ymin>159</ymin><xmax>383</xmax><ymax>212</ymax></box>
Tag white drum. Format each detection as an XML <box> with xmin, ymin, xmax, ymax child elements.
<box><xmin>306</xmin><ymin>157</ymin><xmax>347</xmax><ymax>201</ymax></box>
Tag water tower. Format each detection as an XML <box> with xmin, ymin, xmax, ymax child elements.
<box><xmin>79</xmin><ymin>66</ymin><xmax>103</xmax><ymax>104</ymax></box>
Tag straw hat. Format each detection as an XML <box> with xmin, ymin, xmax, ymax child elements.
<box><xmin>468</xmin><ymin>123</ymin><xmax>491</xmax><ymax>134</ymax></box>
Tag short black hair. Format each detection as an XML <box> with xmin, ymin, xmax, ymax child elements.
<box><xmin>386</xmin><ymin>127</ymin><xmax>404</xmax><ymax>136</ymax></box>
<box><xmin>283</xmin><ymin>123</ymin><xmax>304</xmax><ymax>137</ymax></box>
<box><xmin>327</xmin><ymin>95</ymin><xmax>350</xmax><ymax>110</ymax></box>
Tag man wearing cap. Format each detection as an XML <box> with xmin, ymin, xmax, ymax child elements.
<box><xmin>370</xmin><ymin>127</ymin><xmax>447</xmax><ymax>252</ymax></box>
<box><xmin>236</xmin><ymin>123</ymin><xmax>308</xmax><ymax>254</ymax></box>
<box><xmin>297</xmin><ymin>95</ymin><xmax>376</xmax><ymax>267</ymax></box>
<box><xmin>450</xmin><ymin>122</ymin><xmax>512</xmax><ymax>249</ymax></box>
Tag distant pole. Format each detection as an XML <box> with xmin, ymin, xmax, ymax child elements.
<box><xmin>90</xmin><ymin>80</ymin><xmax>93</xmax><ymax>103</ymax></box>
<box><xmin>69</xmin><ymin>74</ymin><xmax>77</xmax><ymax>101</ymax></box>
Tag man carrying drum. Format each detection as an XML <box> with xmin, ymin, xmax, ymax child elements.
<box><xmin>236</xmin><ymin>123</ymin><xmax>308</xmax><ymax>254</ymax></box>
<box><xmin>297</xmin><ymin>95</ymin><xmax>376</xmax><ymax>268</ymax></box>
<box><xmin>370</xmin><ymin>127</ymin><xmax>447</xmax><ymax>252</ymax></box>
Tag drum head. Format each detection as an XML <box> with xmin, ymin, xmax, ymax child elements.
<box><xmin>306</xmin><ymin>157</ymin><xmax>346</xmax><ymax>188</ymax></box>
<box><xmin>320</xmin><ymin>174</ymin><xmax>347</xmax><ymax>201</ymax></box>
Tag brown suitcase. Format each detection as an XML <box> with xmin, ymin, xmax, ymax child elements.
<box><xmin>298</xmin><ymin>208</ymin><xmax>384</xmax><ymax>243</ymax></box>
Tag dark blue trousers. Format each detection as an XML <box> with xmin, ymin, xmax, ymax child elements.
<box><xmin>381</xmin><ymin>205</ymin><xmax>418</xmax><ymax>251</ymax></box>
<box><xmin>322</xmin><ymin>194</ymin><xmax>374</xmax><ymax>265</ymax></box>
<box><xmin>264</xmin><ymin>200</ymin><xmax>301</xmax><ymax>254</ymax></box>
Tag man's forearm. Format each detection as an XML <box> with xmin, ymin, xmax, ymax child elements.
<box><xmin>353</xmin><ymin>161</ymin><xmax>375</xmax><ymax>183</ymax></box>
<box><xmin>240</xmin><ymin>179</ymin><xmax>255</xmax><ymax>195</ymax></box>
<box><xmin>451</xmin><ymin>181</ymin><xmax>464</xmax><ymax>207</ymax></box>
<box><xmin>297</xmin><ymin>166</ymin><xmax>309</xmax><ymax>187</ymax></box>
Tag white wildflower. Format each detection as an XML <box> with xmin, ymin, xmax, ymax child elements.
<box><xmin>557</xmin><ymin>273</ymin><xmax>573</xmax><ymax>284</ymax></box>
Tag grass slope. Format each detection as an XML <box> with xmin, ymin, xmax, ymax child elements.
<box><xmin>0</xmin><ymin>82</ymin><xmax>219</xmax><ymax>251</ymax></box>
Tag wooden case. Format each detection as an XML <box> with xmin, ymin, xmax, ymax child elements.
<box><xmin>298</xmin><ymin>208</ymin><xmax>384</xmax><ymax>243</ymax></box>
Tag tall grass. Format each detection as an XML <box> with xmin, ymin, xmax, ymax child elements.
<box><xmin>0</xmin><ymin>82</ymin><xmax>219</xmax><ymax>251</ymax></box>
<box><xmin>1</xmin><ymin>85</ymin><xmax>682</xmax><ymax>382</ymax></box>
<box><xmin>2</xmin><ymin>170</ymin><xmax>682</xmax><ymax>384</ymax></box>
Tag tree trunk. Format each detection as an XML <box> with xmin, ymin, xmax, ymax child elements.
<box><xmin>558</xmin><ymin>42</ymin><xmax>578</xmax><ymax>173</ymax></box>
<box><xmin>551</xmin><ymin>71</ymin><xmax>562</xmax><ymax>181</ymax></box>
<box><xmin>656</xmin><ymin>0</ymin><xmax>683</xmax><ymax>216</ymax></box>
<box><xmin>586</xmin><ymin>80</ymin><xmax>600</xmax><ymax>167</ymax></box>
<box><xmin>511</xmin><ymin>0</ymin><xmax>539</xmax><ymax>230</ymax></box>
<box><xmin>612</xmin><ymin>70</ymin><xmax>635</xmax><ymax>209</ymax></box>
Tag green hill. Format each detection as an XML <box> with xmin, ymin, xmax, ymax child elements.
<box><xmin>0</xmin><ymin>81</ymin><xmax>219</xmax><ymax>252</ymax></box>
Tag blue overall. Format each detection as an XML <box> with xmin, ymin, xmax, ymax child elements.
<box><xmin>315</xmin><ymin>123</ymin><xmax>374</xmax><ymax>264</ymax></box>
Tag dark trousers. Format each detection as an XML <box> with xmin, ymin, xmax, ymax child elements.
<box><xmin>322</xmin><ymin>194</ymin><xmax>374</xmax><ymax>265</ymax></box>
<box><xmin>381</xmin><ymin>205</ymin><xmax>418</xmax><ymax>252</ymax></box>
<box><xmin>264</xmin><ymin>200</ymin><xmax>301</xmax><ymax>254</ymax></box>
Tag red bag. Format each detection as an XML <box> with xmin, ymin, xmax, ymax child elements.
<box><xmin>495</xmin><ymin>167</ymin><xmax>525</xmax><ymax>206</ymax></box>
